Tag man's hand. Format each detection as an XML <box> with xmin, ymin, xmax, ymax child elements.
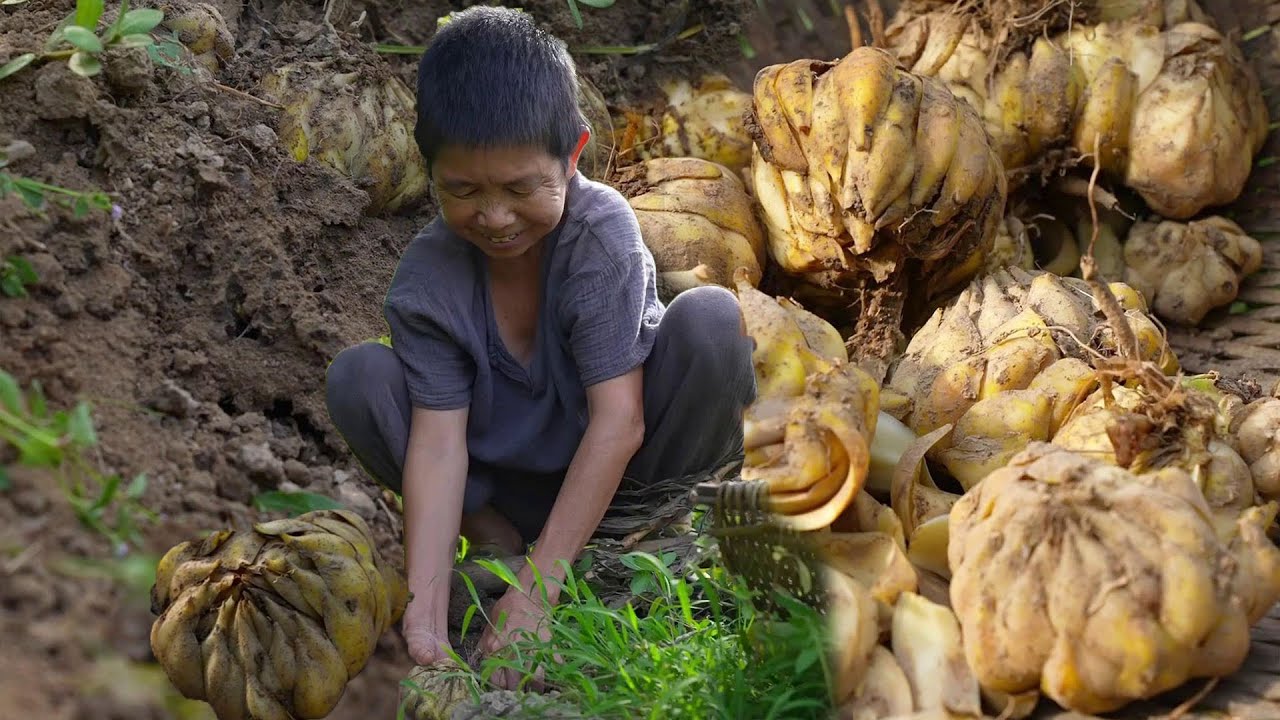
<box><xmin>476</xmin><ymin>586</ymin><xmax>552</xmax><ymax>690</ymax></box>
<box><xmin>403</xmin><ymin>609</ymin><xmax>456</xmax><ymax>667</ymax></box>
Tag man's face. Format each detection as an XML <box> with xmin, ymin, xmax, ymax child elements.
<box><xmin>430</xmin><ymin>137</ymin><xmax>585</xmax><ymax>261</ymax></box>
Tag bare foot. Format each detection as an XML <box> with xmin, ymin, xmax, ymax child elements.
<box><xmin>460</xmin><ymin>504</ymin><xmax>524</xmax><ymax>557</ymax></box>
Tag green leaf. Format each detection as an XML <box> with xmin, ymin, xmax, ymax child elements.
<box><xmin>9</xmin><ymin>257</ymin><xmax>37</xmax><ymax>285</ymax></box>
<box><xmin>147</xmin><ymin>41</ymin><xmax>185</xmax><ymax>70</ymax></box>
<box><xmin>16</xmin><ymin>184</ymin><xmax>44</xmax><ymax>209</ymax></box>
<box><xmin>116</xmin><ymin>33</ymin><xmax>155</xmax><ymax>48</ymax></box>
<box><xmin>63</xmin><ymin>26</ymin><xmax>104</xmax><ymax>52</ymax></box>
<box><xmin>1229</xmin><ymin>300</ymin><xmax>1251</xmax><ymax>315</ymax></box>
<box><xmin>793</xmin><ymin>645</ymin><xmax>820</xmax><ymax>675</ymax></box>
<box><xmin>1</xmin><ymin>274</ymin><xmax>26</xmax><ymax>298</ymax></box>
<box><xmin>67</xmin><ymin>402</ymin><xmax>98</xmax><ymax>447</ymax></box>
<box><xmin>92</xmin><ymin>473</ymin><xmax>121</xmax><ymax>511</ymax></box>
<box><xmin>74</xmin><ymin>0</ymin><xmax>105</xmax><ymax>29</ymax></box>
<box><xmin>577</xmin><ymin>0</ymin><xmax>615</xmax><ymax>6</ymax></box>
<box><xmin>16</xmin><ymin>434</ymin><xmax>61</xmax><ymax>467</ymax></box>
<box><xmin>67</xmin><ymin>51</ymin><xmax>102</xmax><ymax>77</ymax></box>
<box><xmin>104</xmin><ymin>0</ymin><xmax>129</xmax><ymax>42</ymax></box>
<box><xmin>0</xmin><ymin>466</ymin><xmax>10</xmax><ymax>491</ymax></box>
<box><xmin>473</xmin><ymin>558</ymin><xmax>523</xmax><ymax>592</ymax></box>
<box><xmin>564</xmin><ymin>0</ymin><xmax>584</xmax><ymax>29</ymax></box>
<box><xmin>0</xmin><ymin>53</ymin><xmax>37</xmax><ymax>81</ymax></box>
<box><xmin>118</xmin><ymin>8</ymin><xmax>164</xmax><ymax>36</ymax></box>
<box><xmin>27</xmin><ymin>380</ymin><xmax>47</xmax><ymax>418</ymax></box>
<box><xmin>251</xmin><ymin>490</ymin><xmax>343</xmax><ymax>516</ymax></box>
<box><xmin>72</xmin><ymin>196</ymin><xmax>90</xmax><ymax>218</ymax></box>
<box><xmin>125</xmin><ymin>473</ymin><xmax>147</xmax><ymax>499</ymax></box>
<box><xmin>0</xmin><ymin>370</ymin><xmax>21</xmax><ymax>413</ymax></box>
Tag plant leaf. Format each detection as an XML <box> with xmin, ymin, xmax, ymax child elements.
<box><xmin>577</xmin><ymin>0</ymin><xmax>615</xmax><ymax>6</ymax></box>
<box><xmin>0</xmin><ymin>53</ymin><xmax>37</xmax><ymax>81</ymax></box>
<box><xmin>74</xmin><ymin>0</ymin><xmax>105</xmax><ymax>29</ymax></box>
<box><xmin>118</xmin><ymin>8</ymin><xmax>163</xmax><ymax>36</ymax></box>
<box><xmin>67</xmin><ymin>51</ymin><xmax>102</xmax><ymax>77</ymax></box>
<box><xmin>0</xmin><ymin>275</ymin><xmax>24</xmax><ymax>298</ymax></box>
<box><xmin>116</xmin><ymin>33</ymin><xmax>155</xmax><ymax>48</ymax></box>
<box><xmin>27</xmin><ymin>380</ymin><xmax>47</xmax><ymax>418</ymax></box>
<box><xmin>473</xmin><ymin>558</ymin><xmax>523</xmax><ymax>591</ymax></box>
<box><xmin>251</xmin><ymin>490</ymin><xmax>343</xmax><ymax>516</ymax></box>
<box><xmin>16</xmin><ymin>184</ymin><xmax>44</xmax><ymax>209</ymax></box>
<box><xmin>104</xmin><ymin>0</ymin><xmax>129</xmax><ymax>41</ymax></box>
<box><xmin>10</xmin><ymin>256</ymin><xmax>37</xmax><ymax>284</ymax></box>
<box><xmin>63</xmin><ymin>26</ymin><xmax>104</xmax><ymax>52</ymax></box>
<box><xmin>16</xmin><ymin>434</ymin><xmax>61</xmax><ymax>467</ymax></box>
<box><xmin>125</xmin><ymin>473</ymin><xmax>147</xmax><ymax>499</ymax></box>
<box><xmin>67</xmin><ymin>402</ymin><xmax>98</xmax><ymax>447</ymax></box>
<box><xmin>564</xmin><ymin>0</ymin><xmax>584</xmax><ymax>29</ymax></box>
<box><xmin>0</xmin><ymin>466</ymin><xmax>10</xmax><ymax>491</ymax></box>
<box><xmin>0</xmin><ymin>370</ymin><xmax>21</xmax><ymax>413</ymax></box>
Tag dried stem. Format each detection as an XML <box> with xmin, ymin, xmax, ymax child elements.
<box><xmin>866</xmin><ymin>0</ymin><xmax>886</xmax><ymax>47</ymax></box>
<box><xmin>1081</xmin><ymin>132</ymin><xmax>1140</xmax><ymax>363</ymax></box>
<box><xmin>845</xmin><ymin>4</ymin><xmax>864</xmax><ymax>51</ymax></box>
<box><xmin>213</xmin><ymin>83</ymin><xmax>284</xmax><ymax>109</ymax></box>
<box><xmin>1162</xmin><ymin>677</ymin><xmax>1219</xmax><ymax>720</ymax></box>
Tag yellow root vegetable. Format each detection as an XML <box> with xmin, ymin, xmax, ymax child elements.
<box><xmin>825</xmin><ymin>565</ymin><xmax>882</xmax><ymax>705</ymax></box>
<box><xmin>885</xmin><ymin>266</ymin><xmax>1177</xmax><ymax>471</ymax></box>
<box><xmin>400</xmin><ymin>659</ymin><xmax>477</xmax><ymax>720</ymax></box>
<box><xmin>149</xmin><ymin>510</ymin><xmax>409</xmax><ymax>719</ymax></box>
<box><xmin>749</xmin><ymin>47</ymin><xmax>1005</xmax><ymax>273</ymax></box>
<box><xmin>746</xmin><ymin>46</ymin><xmax>1007</xmax><ymax>370</ymax></box>
<box><xmin>259</xmin><ymin>62</ymin><xmax>429</xmax><ymax>215</ymax></box>
<box><xmin>1123</xmin><ymin>216</ymin><xmax>1264</xmax><ymax>325</ymax></box>
<box><xmin>883</xmin><ymin>7</ymin><xmax>1268</xmax><ymax>218</ymax></box>
<box><xmin>949</xmin><ymin>442</ymin><xmax>1280</xmax><ymax>714</ymax></box>
<box><xmin>160</xmin><ymin>1</ymin><xmax>236</xmax><ymax>74</ymax></box>
<box><xmin>619</xmin><ymin>157</ymin><xmax>767</xmax><ymax>295</ymax></box>
<box><xmin>1229</xmin><ymin>397</ymin><xmax>1280</xmax><ymax>501</ymax></box>
<box><xmin>736</xmin><ymin>273</ymin><xmax>904</xmax><ymax>530</ymax></box>
<box><xmin>616</xmin><ymin>73</ymin><xmax>754</xmax><ymax>174</ymax></box>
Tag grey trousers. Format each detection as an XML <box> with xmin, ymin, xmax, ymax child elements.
<box><xmin>324</xmin><ymin>285</ymin><xmax>756</xmax><ymax>542</ymax></box>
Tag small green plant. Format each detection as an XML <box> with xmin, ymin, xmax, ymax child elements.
<box><xmin>0</xmin><ymin>368</ymin><xmax>157</xmax><ymax>552</ymax></box>
<box><xmin>413</xmin><ymin>551</ymin><xmax>833</xmax><ymax>720</ymax></box>
<box><xmin>1</xmin><ymin>146</ymin><xmax>115</xmax><ymax>218</ymax></box>
<box><xmin>0</xmin><ymin>0</ymin><xmax>165</xmax><ymax>81</ymax></box>
<box><xmin>1</xmin><ymin>256</ymin><xmax>38</xmax><ymax>298</ymax></box>
<box><xmin>565</xmin><ymin>0</ymin><xmax>615</xmax><ymax>29</ymax></box>
<box><xmin>251</xmin><ymin>489</ymin><xmax>345</xmax><ymax>516</ymax></box>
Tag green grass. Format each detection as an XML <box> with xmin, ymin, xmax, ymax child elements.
<box><xmin>401</xmin><ymin>548</ymin><xmax>833</xmax><ymax>720</ymax></box>
<box><xmin>0</xmin><ymin>367</ymin><xmax>156</xmax><ymax>552</ymax></box>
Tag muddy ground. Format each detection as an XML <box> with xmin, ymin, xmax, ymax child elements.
<box><xmin>3</xmin><ymin>0</ymin><xmax>1280</xmax><ymax>719</ymax></box>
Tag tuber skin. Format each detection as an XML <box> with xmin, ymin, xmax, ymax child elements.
<box><xmin>1123</xmin><ymin>216</ymin><xmax>1264</xmax><ymax>326</ymax></box>
<box><xmin>949</xmin><ymin>443</ymin><xmax>1274</xmax><ymax>715</ymax></box>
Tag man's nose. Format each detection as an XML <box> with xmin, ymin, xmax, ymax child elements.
<box><xmin>477</xmin><ymin>201</ymin><xmax>515</xmax><ymax>231</ymax></box>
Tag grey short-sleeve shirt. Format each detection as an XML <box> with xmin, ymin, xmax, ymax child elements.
<box><xmin>383</xmin><ymin>172</ymin><xmax>664</xmax><ymax>474</ymax></box>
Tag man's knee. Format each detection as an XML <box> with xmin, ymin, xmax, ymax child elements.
<box><xmin>325</xmin><ymin>342</ymin><xmax>401</xmax><ymax>420</ymax></box>
<box><xmin>663</xmin><ymin>285</ymin><xmax>749</xmax><ymax>354</ymax></box>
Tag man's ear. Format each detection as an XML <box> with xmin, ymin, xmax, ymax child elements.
<box><xmin>566</xmin><ymin>129</ymin><xmax>590</xmax><ymax>177</ymax></box>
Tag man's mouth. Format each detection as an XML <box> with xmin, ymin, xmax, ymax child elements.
<box><xmin>488</xmin><ymin>233</ymin><xmax>519</xmax><ymax>245</ymax></box>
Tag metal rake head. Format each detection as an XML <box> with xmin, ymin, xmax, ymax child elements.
<box><xmin>694</xmin><ymin>478</ymin><xmax>828</xmax><ymax>614</ymax></box>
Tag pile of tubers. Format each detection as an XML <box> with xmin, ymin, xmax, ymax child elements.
<box><xmin>624</xmin><ymin>0</ymin><xmax>1279</xmax><ymax>717</ymax></box>
<box><xmin>149</xmin><ymin>510</ymin><xmax>409</xmax><ymax>720</ymax></box>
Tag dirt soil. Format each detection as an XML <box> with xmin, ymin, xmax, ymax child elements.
<box><xmin>3</xmin><ymin>1</ymin><xmax>1279</xmax><ymax>719</ymax></box>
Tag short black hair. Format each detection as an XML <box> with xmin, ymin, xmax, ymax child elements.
<box><xmin>414</xmin><ymin>6</ymin><xmax>587</xmax><ymax>173</ymax></box>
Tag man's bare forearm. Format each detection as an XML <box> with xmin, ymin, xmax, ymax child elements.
<box><xmin>403</xmin><ymin>428</ymin><xmax>469</xmax><ymax>634</ymax></box>
<box><xmin>523</xmin><ymin>414</ymin><xmax>643</xmax><ymax>603</ymax></box>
